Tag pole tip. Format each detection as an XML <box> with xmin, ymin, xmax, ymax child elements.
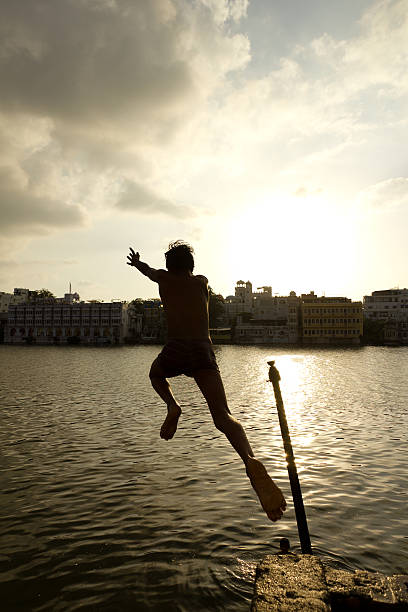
<box><xmin>267</xmin><ymin>360</ymin><xmax>280</xmax><ymax>383</ymax></box>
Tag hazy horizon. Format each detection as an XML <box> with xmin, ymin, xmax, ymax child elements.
<box><xmin>5</xmin><ymin>277</ymin><xmax>403</xmax><ymax>304</ymax></box>
<box><xmin>1</xmin><ymin>1</ymin><xmax>407</xmax><ymax>303</ymax></box>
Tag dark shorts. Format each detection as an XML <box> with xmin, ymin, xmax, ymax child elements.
<box><xmin>155</xmin><ymin>339</ymin><xmax>219</xmax><ymax>378</ymax></box>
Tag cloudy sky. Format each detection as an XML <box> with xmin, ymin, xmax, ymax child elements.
<box><xmin>1</xmin><ymin>0</ymin><xmax>407</xmax><ymax>301</ymax></box>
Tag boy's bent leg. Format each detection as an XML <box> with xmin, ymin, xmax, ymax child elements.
<box><xmin>193</xmin><ymin>368</ymin><xmax>254</xmax><ymax>463</ymax></box>
<box><xmin>149</xmin><ymin>357</ymin><xmax>181</xmax><ymax>440</ymax></box>
<box><xmin>193</xmin><ymin>368</ymin><xmax>286</xmax><ymax>522</ymax></box>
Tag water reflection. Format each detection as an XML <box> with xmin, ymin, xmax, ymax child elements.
<box><xmin>0</xmin><ymin>345</ymin><xmax>407</xmax><ymax>611</ymax></box>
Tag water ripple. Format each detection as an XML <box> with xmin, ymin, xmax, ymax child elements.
<box><xmin>0</xmin><ymin>344</ymin><xmax>407</xmax><ymax>610</ymax></box>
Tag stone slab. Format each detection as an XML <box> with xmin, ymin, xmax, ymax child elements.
<box><xmin>251</xmin><ymin>554</ymin><xmax>330</xmax><ymax>612</ymax></box>
<box><xmin>251</xmin><ymin>555</ymin><xmax>408</xmax><ymax>611</ymax></box>
<box><xmin>387</xmin><ymin>576</ymin><xmax>408</xmax><ymax>606</ymax></box>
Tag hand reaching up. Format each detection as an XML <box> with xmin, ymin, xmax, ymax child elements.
<box><xmin>127</xmin><ymin>247</ymin><xmax>140</xmax><ymax>267</ymax></box>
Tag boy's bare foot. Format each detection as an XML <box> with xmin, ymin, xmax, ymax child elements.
<box><xmin>160</xmin><ymin>402</ymin><xmax>182</xmax><ymax>440</ymax></box>
<box><xmin>246</xmin><ymin>456</ymin><xmax>287</xmax><ymax>522</ymax></box>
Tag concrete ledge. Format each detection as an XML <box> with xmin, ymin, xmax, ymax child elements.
<box><xmin>251</xmin><ymin>555</ymin><xmax>408</xmax><ymax>611</ymax></box>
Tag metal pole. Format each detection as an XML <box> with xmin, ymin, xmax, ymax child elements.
<box><xmin>268</xmin><ymin>360</ymin><xmax>312</xmax><ymax>554</ymax></box>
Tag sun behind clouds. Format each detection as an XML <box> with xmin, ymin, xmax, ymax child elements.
<box><xmin>224</xmin><ymin>192</ymin><xmax>358</xmax><ymax>298</ymax></box>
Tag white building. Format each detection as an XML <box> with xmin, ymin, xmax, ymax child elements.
<box><xmin>224</xmin><ymin>280</ymin><xmax>253</xmax><ymax>320</ymax></box>
<box><xmin>0</xmin><ymin>292</ymin><xmax>13</xmax><ymax>314</ymax></box>
<box><xmin>226</xmin><ymin>281</ymin><xmax>300</xmax><ymax>343</ymax></box>
<box><xmin>364</xmin><ymin>288</ymin><xmax>408</xmax><ymax>345</ymax></box>
<box><xmin>252</xmin><ymin>289</ymin><xmax>299</xmax><ymax>343</ymax></box>
<box><xmin>5</xmin><ymin>295</ymin><xmax>129</xmax><ymax>345</ymax></box>
<box><xmin>0</xmin><ymin>288</ymin><xmax>32</xmax><ymax>313</ymax></box>
<box><xmin>364</xmin><ymin>289</ymin><xmax>408</xmax><ymax>320</ymax></box>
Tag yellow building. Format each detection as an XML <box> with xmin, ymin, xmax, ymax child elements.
<box><xmin>301</xmin><ymin>292</ymin><xmax>363</xmax><ymax>345</ymax></box>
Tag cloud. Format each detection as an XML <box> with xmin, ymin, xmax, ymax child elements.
<box><xmin>0</xmin><ymin>0</ymin><xmax>249</xmax><ymax>136</ymax></box>
<box><xmin>1</xmin><ymin>0</ymin><xmax>407</xmax><ymax>248</ymax></box>
<box><xmin>200</xmin><ymin>0</ymin><xmax>249</xmax><ymax>25</ymax></box>
<box><xmin>0</xmin><ymin>259</ymin><xmax>78</xmax><ymax>274</ymax></box>
<box><xmin>358</xmin><ymin>177</ymin><xmax>408</xmax><ymax>210</ymax></box>
<box><xmin>0</xmin><ymin>188</ymin><xmax>87</xmax><ymax>235</ymax></box>
<box><xmin>179</xmin><ymin>0</ymin><xmax>408</xmax><ymax>202</ymax></box>
<box><xmin>116</xmin><ymin>180</ymin><xmax>197</xmax><ymax>218</ymax></box>
<box><xmin>0</xmin><ymin>164</ymin><xmax>88</xmax><ymax>236</ymax></box>
<box><xmin>305</xmin><ymin>0</ymin><xmax>408</xmax><ymax>105</ymax></box>
<box><xmin>0</xmin><ymin>0</ymin><xmax>251</xmax><ymax>240</ymax></box>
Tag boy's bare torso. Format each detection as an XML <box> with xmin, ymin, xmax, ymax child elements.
<box><xmin>157</xmin><ymin>270</ymin><xmax>210</xmax><ymax>341</ymax></box>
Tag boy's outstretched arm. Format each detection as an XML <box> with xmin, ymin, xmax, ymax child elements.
<box><xmin>127</xmin><ymin>247</ymin><xmax>160</xmax><ymax>282</ymax></box>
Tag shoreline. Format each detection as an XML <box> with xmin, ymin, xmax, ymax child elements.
<box><xmin>1</xmin><ymin>339</ymin><xmax>406</xmax><ymax>348</ymax></box>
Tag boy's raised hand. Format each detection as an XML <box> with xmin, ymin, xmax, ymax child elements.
<box><xmin>127</xmin><ymin>247</ymin><xmax>140</xmax><ymax>267</ymax></box>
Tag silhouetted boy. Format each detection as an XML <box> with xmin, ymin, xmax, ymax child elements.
<box><xmin>127</xmin><ymin>241</ymin><xmax>286</xmax><ymax>522</ymax></box>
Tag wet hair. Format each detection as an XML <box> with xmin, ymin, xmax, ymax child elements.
<box><xmin>165</xmin><ymin>241</ymin><xmax>194</xmax><ymax>273</ymax></box>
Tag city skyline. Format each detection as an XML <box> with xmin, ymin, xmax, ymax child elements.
<box><xmin>3</xmin><ymin>279</ymin><xmax>403</xmax><ymax>305</ymax></box>
<box><xmin>1</xmin><ymin>1</ymin><xmax>407</xmax><ymax>302</ymax></box>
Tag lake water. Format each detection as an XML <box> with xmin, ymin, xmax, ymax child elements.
<box><xmin>0</xmin><ymin>344</ymin><xmax>407</xmax><ymax>611</ymax></box>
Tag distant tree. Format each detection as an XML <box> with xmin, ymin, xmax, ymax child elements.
<box><xmin>208</xmin><ymin>286</ymin><xmax>225</xmax><ymax>328</ymax></box>
<box><xmin>362</xmin><ymin>317</ymin><xmax>386</xmax><ymax>345</ymax></box>
<box><xmin>30</xmin><ymin>288</ymin><xmax>55</xmax><ymax>300</ymax></box>
<box><xmin>38</xmin><ymin>288</ymin><xmax>55</xmax><ymax>297</ymax></box>
<box><xmin>130</xmin><ymin>298</ymin><xmax>145</xmax><ymax>314</ymax></box>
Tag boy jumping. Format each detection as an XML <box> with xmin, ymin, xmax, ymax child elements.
<box><xmin>127</xmin><ymin>241</ymin><xmax>286</xmax><ymax>522</ymax></box>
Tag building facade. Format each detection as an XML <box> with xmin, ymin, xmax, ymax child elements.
<box><xmin>363</xmin><ymin>289</ymin><xmax>408</xmax><ymax>320</ymax></box>
<box><xmin>141</xmin><ymin>299</ymin><xmax>166</xmax><ymax>341</ymax></box>
<box><xmin>235</xmin><ymin>316</ymin><xmax>291</xmax><ymax>344</ymax></box>
<box><xmin>0</xmin><ymin>288</ymin><xmax>34</xmax><ymax>313</ymax></box>
<box><xmin>252</xmin><ymin>289</ymin><xmax>300</xmax><ymax>343</ymax></box>
<box><xmin>5</xmin><ymin>295</ymin><xmax>129</xmax><ymax>345</ymax></box>
<box><xmin>301</xmin><ymin>292</ymin><xmax>363</xmax><ymax>345</ymax></box>
<box><xmin>363</xmin><ymin>288</ymin><xmax>408</xmax><ymax>345</ymax></box>
<box><xmin>226</xmin><ymin>281</ymin><xmax>301</xmax><ymax>344</ymax></box>
<box><xmin>224</xmin><ymin>280</ymin><xmax>253</xmax><ymax>321</ymax></box>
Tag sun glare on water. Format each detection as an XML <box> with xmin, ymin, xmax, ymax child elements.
<box><xmin>262</xmin><ymin>355</ymin><xmax>317</xmax><ymax>457</ymax></box>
